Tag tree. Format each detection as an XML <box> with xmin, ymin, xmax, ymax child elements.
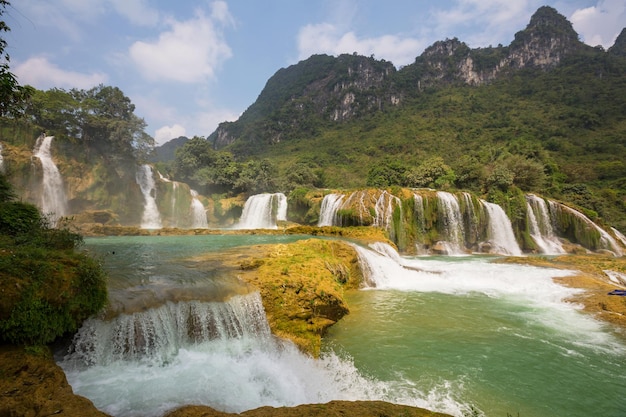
<box><xmin>405</xmin><ymin>157</ymin><xmax>455</xmax><ymax>189</ymax></box>
<box><xmin>0</xmin><ymin>1</ymin><xmax>33</xmax><ymax>118</ymax></box>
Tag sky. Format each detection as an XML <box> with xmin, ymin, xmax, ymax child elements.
<box><xmin>5</xmin><ymin>0</ymin><xmax>626</xmax><ymax>145</ymax></box>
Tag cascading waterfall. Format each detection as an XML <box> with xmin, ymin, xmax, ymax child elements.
<box><xmin>65</xmin><ymin>293</ymin><xmax>271</xmax><ymax>366</ymax></box>
<box><xmin>0</xmin><ymin>142</ymin><xmax>4</xmax><ymax>172</ymax></box>
<box><xmin>611</xmin><ymin>227</ymin><xmax>626</xmax><ymax>248</ymax></box>
<box><xmin>436</xmin><ymin>191</ymin><xmax>466</xmax><ymax>254</ymax></box>
<box><xmin>481</xmin><ymin>200</ymin><xmax>522</xmax><ymax>256</ymax></box>
<box><xmin>235</xmin><ymin>193</ymin><xmax>287</xmax><ymax>229</ymax></box>
<box><xmin>318</xmin><ymin>193</ymin><xmax>344</xmax><ymax>226</ymax></box>
<box><xmin>136</xmin><ymin>164</ymin><xmax>162</xmax><ymax>229</ymax></box>
<box><xmin>190</xmin><ymin>190</ymin><xmax>208</xmax><ymax>228</ymax></box>
<box><xmin>59</xmin><ymin>287</ymin><xmax>434</xmax><ymax>417</ymax></box>
<box><xmin>32</xmin><ymin>135</ymin><xmax>68</xmax><ymax>223</ymax></box>
<box><xmin>526</xmin><ymin>194</ymin><xmax>565</xmax><ymax>254</ymax></box>
<box><xmin>373</xmin><ymin>190</ymin><xmax>401</xmax><ymax>230</ymax></box>
<box><xmin>551</xmin><ymin>201</ymin><xmax>623</xmax><ymax>256</ymax></box>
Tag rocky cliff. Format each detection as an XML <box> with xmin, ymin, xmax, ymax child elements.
<box><xmin>210</xmin><ymin>6</ymin><xmax>615</xmax><ymax>150</ymax></box>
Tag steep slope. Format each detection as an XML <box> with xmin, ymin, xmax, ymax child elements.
<box><xmin>211</xmin><ymin>6</ymin><xmax>595</xmax><ymax>151</ymax></box>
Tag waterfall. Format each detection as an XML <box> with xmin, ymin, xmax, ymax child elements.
<box><xmin>552</xmin><ymin>202</ymin><xmax>623</xmax><ymax>256</ymax></box>
<box><xmin>526</xmin><ymin>194</ymin><xmax>565</xmax><ymax>254</ymax></box>
<box><xmin>436</xmin><ymin>191</ymin><xmax>465</xmax><ymax>254</ymax></box>
<box><xmin>190</xmin><ymin>190</ymin><xmax>208</xmax><ymax>228</ymax></box>
<box><xmin>235</xmin><ymin>193</ymin><xmax>287</xmax><ymax>229</ymax></box>
<box><xmin>318</xmin><ymin>193</ymin><xmax>344</xmax><ymax>226</ymax></box>
<box><xmin>136</xmin><ymin>164</ymin><xmax>162</xmax><ymax>229</ymax></box>
<box><xmin>611</xmin><ymin>227</ymin><xmax>626</xmax><ymax>248</ymax></box>
<box><xmin>481</xmin><ymin>201</ymin><xmax>522</xmax><ymax>256</ymax></box>
<box><xmin>373</xmin><ymin>190</ymin><xmax>401</xmax><ymax>231</ymax></box>
<box><xmin>32</xmin><ymin>135</ymin><xmax>68</xmax><ymax>223</ymax></box>
<box><xmin>65</xmin><ymin>293</ymin><xmax>271</xmax><ymax>366</ymax></box>
<box><xmin>0</xmin><ymin>142</ymin><xmax>4</xmax><ymax>172</ymax></box>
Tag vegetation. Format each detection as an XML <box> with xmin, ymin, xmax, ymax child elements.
<box><xmin>0</xmin><ymin>0</ymin><xmax>109</xmax><ymax>344</ymax></box>
<box><xmin>0</xmin><ymin>174</ymin><xmax>108</xmax><ymax>345</ymax></box>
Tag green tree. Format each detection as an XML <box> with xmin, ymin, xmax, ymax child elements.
<box><xmin>0</xmin><ymin>0</ymin><xmax>33</xmax><ymax>118</ymax></box>
<box><xmin>405</xmin><ymin>156</ymin><xmax>455</xmax><ymax>189</ymax></box>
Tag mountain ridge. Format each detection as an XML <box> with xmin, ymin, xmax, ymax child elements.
<box><xmin>208</xmin><ymin>6</ymin><xmax>613</xmax><ymax>151</ymax></box>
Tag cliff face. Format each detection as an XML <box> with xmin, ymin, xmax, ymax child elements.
<box><xmin>394</xmin><ymin>6</ymin><xmax>584</xmax><ymax>88</ymax></box>
<box><xmin>212</xmin><ymin>54</ymin><xmax>399</xmax><ymax>148</ymax></box>
<box><xmin>211</xmin><ymin>6</ymin><xmax>620</xmax><ymax>151</ymax></box>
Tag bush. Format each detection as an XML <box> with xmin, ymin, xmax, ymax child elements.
<box><xmin>0</xmin><ymin>176</ymin><xmax>107</xmax><ymax>345</ymax></box>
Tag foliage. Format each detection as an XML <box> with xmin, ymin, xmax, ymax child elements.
<box><xmin>24</xmin><ymin>85</ymin><xmax>153</xmax><ymax>159</ymax></box>
<box><xmin>0</xmin><ymin>1</ymin><xmax>33</xmax><ymax>118</ymax></box>
<box><xmin>173</xmin><ymin>136</ymin><xmax>278</xmax><ymax>195</ymax></box>
<box><xmin>0</xmin><ymin>174</ymin><xmax>107</xmax><ymax>345</ymax></box>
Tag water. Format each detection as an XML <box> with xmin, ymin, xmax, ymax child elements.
<box><xmin>59</xmin><ymin>235</ymin><xmax>626</xmax><ymax>417</ymax></box>
<box><xmin>526</xmin><ymin>194</ymin><xmax>565</xmax><ymax>254</ymax></box>
<box><xmin>190</xmin><ymin>190</ymin><xmax>208</xmax><ymax>228</ymax></box>
<box><xmin>481</xmin><ymin>200</ymin><xmax>522</xmax><ymax>256</ymax></box>
<box><xmin>136</xmin><ymin>164</ymin><xmax>162</xmax><ymax>229</ymax></box>
<box><xmin>328</xmin><ymin>243</ymin><xmax>626</xmax><ymax>417</ymax></box>
<box><xmin>436</xmin><ymin>191</ymin><xmax>466</xmax><ymax>254</ymax></box>
<box><xmin>32</xmin><ymin>135</ymin><xmax>68</xmax><ymax>223</ymax></box>
<box><xmin>318</xmin><ymin>193</ymin><xmax>344</xmax><ymax>226</ymax></box>
<box><xmin>0</xmin><ymin>141</ymin><xmax>4</xmax><ymax>172</ymax></box>
<box><xmin>235</xmin><ymin>193</ymin><xmax>287</xmax><ymax>229</ymax></box>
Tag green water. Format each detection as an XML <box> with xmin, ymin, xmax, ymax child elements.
<box><xmin>82</xmin><ymin>236</ymin><xmax>626</xmax><ymax>417</ymax></box>
<box><xmin>324</xmin><ymin>289</ymin><xmax>626</xmax><ymax>417</ymax></box>
<box><xmin>84</xmin><ymin>234</ymin><xmax>308</xmax><ymax>313</ymax></box>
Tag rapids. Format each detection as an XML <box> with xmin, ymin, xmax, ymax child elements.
<box><xmin>57</xmin><ymin>235</ymin><xmax>626</xmax><ymax>417</ymax></box>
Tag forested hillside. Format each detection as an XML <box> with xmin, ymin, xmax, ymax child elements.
<box><xmin>1</xmin><ymin>5</ymin><xmax>625</xmax><ymax>232</ymax></box>
<box><xmin>198</xmin><ymin>6</ymin><xmax>626</xmax><ymax>230</ymax></box>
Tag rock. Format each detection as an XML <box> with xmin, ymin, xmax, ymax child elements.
<box><xmin>0</xmin><ymin>345</ymin><xmax>110</xmax><ymax>417</ymax></box>
<box><xmin>164</xmin><ymin>401</ymin><xmax>451</xmax><ymax>417</ymax></box>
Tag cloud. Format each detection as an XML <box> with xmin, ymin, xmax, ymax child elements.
<box><xmin>13</xmin><ymin>57</ymin><xmax>108</xmax><ymax>89</ymax></box>
<box><xmin>571</xmin><ymin>0</ymin><xmax>626</xmax><ymax>48</ymax></box>
<box><xmin>297</xmin><ymin>23</ymin><xmax>425</xmax><ymax>67</ymax></box>
<box><xmin>430</xmin><ymin>0</ymin><xmax>534</xmax><ymax>47</ymax></box>
<box><xmin>128</xmin><ymin>6</ymin><xmax>233</xmax><ymax>83</ymax></box>
<box><xmin>154</xmin><ymin>124</ymin><xmax>187</xmax><ymax>145</ymax></box>
<box><xmin>109</xmin><ymin>0</ymin><xmax>160</xmax><ymax>26</ymax></box>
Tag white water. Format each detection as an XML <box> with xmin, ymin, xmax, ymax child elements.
<box><xmin>32</xmin><ymin>135</ymin><xmax>68</xmax><ymax>223</ymax></box>
<box><xmin>0</xmin><ymin>142</ymin><xmax>4</xmax><ymax>172</ymax></box>
<box><xmin>481</xmin><ymin>200</ymin><xmax>522</xmax><ymax>256</ymax></box>
<box><xmin>436</xmin><ymin>191</ymin><xmax>466</xmax><ymax>254</ymax></box>
<box><xmin>526</xmin><ymin>194</ymin><xmax>565</xmax><ymax>254</ymax></box>
<box><xmin>60</xmin><ymin>291</ymin><xmax>462</xmax><ymax>417</ymax></box>
<box><xmin>612</xmin><ymin>227</ymin><xmax>626</xmax><ymax>248</ymax></box>
<box><xmin>136</xmin><ymin>164</ymin><xmax>162</xmax><ymax>229</ymax></box>
<box><xmin>373</xmin><ymin>190</ymin><xmax>401</xmax><ymax>230</ymax></box>
<box><xmin>318</xmin><ymin>193</ymin><xmax>344</xmax><ymax>226</ymax></box>
<box><xmin>235</xmin><ymin>193</ymin><xmax>287</xmax><ymax>229</ymax></box>
<box><xmin>353</xmin><ymin>243</ymin><xmax>623</xmax><ymax>353</ymax></box>
<box><xmin>190</xmin><ymin>190</ymin><xmax>208</xmax><ymax>228</ymax></box>
<box><xmin>553</xmin><ymin>202</ymin><xmax>623</xmax><ymax>256</ymax></box>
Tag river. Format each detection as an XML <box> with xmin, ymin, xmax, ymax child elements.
<box><xmin>56</xmin><ymin>235</ymin><xmax>626</xmax><ymax>417</ymax></box>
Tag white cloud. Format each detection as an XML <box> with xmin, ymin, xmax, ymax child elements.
<box><xmin>109</xmin><ymin>0</ymin><xmax>160</xmax><ymax>26</ymax></box>
<box><xmin>297</xmin><ymin>23</ymin><xmax>425</xmax><ymax>67</ymax></box>
<box><xmin>14</xmin><ymin>57</ymin><xmax>108</xmax><ymax>89</ymax></box>
<box><xmin>431</xmin><ymin>0</ymin><xmax>534</xmax><ymax>47</ymax></box>
<box><xmin>154</xmin><ymin>124</ymin><xmax>187</xmax><ymax>145</ymax></box>
<box><xmin>571</xmin><ymin>0</ymin><xmax>626</xmax><ymax>48</ymax></box>
<box><xmin>128</xmin><ymin>7</ymin><xmax>233</xmax><ymax>83</ymax></box>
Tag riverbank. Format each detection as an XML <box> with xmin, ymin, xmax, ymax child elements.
<box><xmin>2</xmin><ymin>227</ymin><xmax>625</xmax><ymax>417</ymax></box>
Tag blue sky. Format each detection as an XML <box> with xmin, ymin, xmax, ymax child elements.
<box><xmin>6</xmin><ymin>0</ymin><xmax>626</xmax><ymax>145</ymax></box>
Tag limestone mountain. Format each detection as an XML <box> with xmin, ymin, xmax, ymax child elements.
<box><xmin>608</xmin><ymin>28</ymin><xmax>626</xmax><ymax>56</ymax></box>
<box><xmin>209</xmin><ymin>6</ymin><xmax>602</xmax><ymax>152</ymax></box>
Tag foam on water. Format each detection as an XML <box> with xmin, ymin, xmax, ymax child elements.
<box><xmin>355</xmin><ymin>243</ymin><xmax>625</xmax><ymax>354</ymax></box>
